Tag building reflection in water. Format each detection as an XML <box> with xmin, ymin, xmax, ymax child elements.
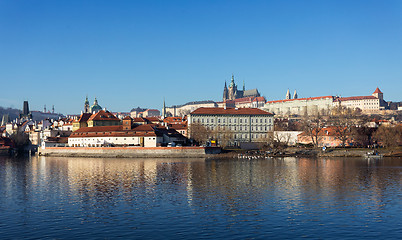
<box><xmin>1</xmin><ymin>155</ymin><xmax>400</xmax><ymax>226</ymax></box>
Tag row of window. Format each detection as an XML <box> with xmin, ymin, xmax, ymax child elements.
<box><xmin>70</xmin><ymin>137</ymin><xmax>156</xmax><ymax>142</ymax></box>
<box><xmin>193</xmin><ymin>117</ymin><xmax>272</xmax><ymax>124</ymax></box>
<box><xmin>216</xmin><ymin>133</ymin><xmax>268</xmax><ymax>139</ymax></box>
<box><xmin>205</xmin><ymin>125</ymin><xmax>273</xmax><ymax>131</ymax></box>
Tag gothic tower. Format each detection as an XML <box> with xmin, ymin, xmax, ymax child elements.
<box><xmin>223</xmin><ymin>81</ymin><xmax>228</xmax><ymax>101</ymax></box>
<box><xmin>228</xmin><ymin>74</ymin><xmax>238</xmax><ymax>100</ymax></box>
<box><xmin>293</xmin><ymin>90</ymin><xmax>298</xmax><ymax>99</ymax></box>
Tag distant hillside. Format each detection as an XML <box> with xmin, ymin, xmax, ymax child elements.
<box><xmin>0</xmin><ymin>106</ymin><xmax>21</xmax><ymax>122</ymax></box>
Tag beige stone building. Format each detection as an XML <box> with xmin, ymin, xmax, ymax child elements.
<box><xmin>264</xmin><ymin>87</ymin><xmax>388</xmax><ymax>116</ymax></box>
<box><xmin>334</xmin><ymin>87</ymin><xmax>387</xmax><ymax>112</ymax></box>
<box><xmin>188</xmin><ymin>107</ymin><xmax>274</xmax><ymax>145</ymax></box>
<box><xmin>264</xmin><ymin>96</ymin><xmax>335</xmax><ymax>116</ymax></box>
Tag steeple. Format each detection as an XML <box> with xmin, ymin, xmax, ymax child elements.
<box><xmin>243</xmin><ymin>80</ymin><xmax>245</xmax><ymax>91</ymax></box>
<box><xmin>229</xmin><ymin>74</ymin><xmax>235</xmax><ymax>88</ymax></box>
<box><xmin>162</xmin><ymin>98</ymin><xmax>166</xmax><ymax>119</ymax></box>
<box><xmin>84</xmin><ymin>95</ymin><xmax>90</xmax><ymax>113</ymax></box>
<box><xmin>286</xmin><ymin>89</ymin><xmax>291</xmax><ymax>100</ymax></box>
<box><xmin>293</xmin><ymin>90</ymin><xmax>298</xmax><ymax>99</ymax></box>
<box><xmin>223</xmin><ymin>81</ymin><xmax>228</xmax><ymax>101</ymax></box>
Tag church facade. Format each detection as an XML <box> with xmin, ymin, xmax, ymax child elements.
<box><xmin>223</xmin><ymin>75</ymin><xmax>260</xmax><ymax>101</ymax></box>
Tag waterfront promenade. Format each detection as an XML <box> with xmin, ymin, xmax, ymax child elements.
<box><xmin>39</xmin><ymin>146</ymin><xmax>222</xmax><ymax>158</ymax></box>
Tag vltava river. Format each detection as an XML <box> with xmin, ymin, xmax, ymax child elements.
<box><xmin>0</xmin><ymin>156</ymin><xmax>401</xmax><ymax>239</ymax></box>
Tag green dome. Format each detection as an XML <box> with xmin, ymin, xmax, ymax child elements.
<box><xmin>90</xmin><ymin>98</ymin><xmax>102</xmax><ymax>113</ymax></box>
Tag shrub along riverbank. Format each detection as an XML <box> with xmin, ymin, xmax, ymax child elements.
<box><xmin>210</xmin><ymin>146</ymin><xmax>402</xmax><ymax>159</ymax></box>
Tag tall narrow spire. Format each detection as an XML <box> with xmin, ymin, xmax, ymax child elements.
<box><xmin>286</xmin><ymin>89</ymin><xmax>291</xmax><ymax>100</ymax></box>
<box><xmin>243</xmin><ymin>80</ymin><xmax>245</xmax><ymax>91</ymax></box>
<box><xmin>293</xmin><ymin>90</ymin><xmax>298</xmax><ymax>99</ymax></box>
<box><xmin>162</xmin><ymin>98</ymin><xmax>166</xmax><ymax>119</ymax></box>
<box><xmin>229</xmin><ymin>74</ymin><xmax>235</xmax><ymax>87</ymax></box>
<box><xmin>223</xmin><ymin>81</ymin><xmax>228</xmax><ymax>101</ymax></box>
<box><xmin>84</xmin><ymin>95</ymin><xmax>90</xmax><ymax>113</ymax></box>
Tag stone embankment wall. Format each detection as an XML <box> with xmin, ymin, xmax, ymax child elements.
<box><xmin>39</xmin><ymin>146</ymin><xmax>221</xmax><ymax>158</ymax></box>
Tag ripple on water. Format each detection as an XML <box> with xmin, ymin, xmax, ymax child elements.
<box><xmin>0</xmin><ymin>156</ymin><xmax>401</xmax><ymax>239</ymax></box>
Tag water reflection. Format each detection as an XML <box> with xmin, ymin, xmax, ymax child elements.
<box><xmin>0</xmin><ymin>156</ymin><xmax>401</xmax><ymax>239</ymax></box>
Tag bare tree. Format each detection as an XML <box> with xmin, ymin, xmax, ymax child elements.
<box><xmin>329</xmin><ymin>106</ymin><xmax>355</xmax><ymax>147</ymax></box>
<box><xmin>329</xmin><ymin>106</ymin><xmax>369</xmax><ymax>147</ymax></box>
<box><xmin>10</xmin><ymin>131</ymin><xmax>30</xmax><ymax>153</ymax></box>
<box><xmin>372</xmin><ymin>125</ymin><xmax>402</xmax><ymax>148</ymax></box>
<box><xmin>273</xmin><ymin>131</ymin><xmax>292</xmax><ymax>147</ymax></box>
<box><xmin>301</xmin><ymin>112</ymin><xmax>326</xmax><ymax>147</ymax></box>
<box><xmin>211</xmin><ymin>126</ymin><xmax>234</xmax><ymax>148</ymax></box>
<box><xmin>188</xmin><ymin>123</ymin><xmax>210</xmax><ymax>145</ymax></box>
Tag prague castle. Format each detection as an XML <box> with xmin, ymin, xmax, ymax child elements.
<box><xmin>223</xmin><ymin>75</ymin><xmax>261</xmax><ymax>101</ymax></box>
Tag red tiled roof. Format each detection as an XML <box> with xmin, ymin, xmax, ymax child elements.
<box><xmin>190</xmin><ymin>107</ymin><xmax>273</xmax><ymax>115</ymax></box>
<box><xmin>88</xmin><ymin>110</ymin><xmax>120</xmax><ymax>121</ymax></box>
<box><xmin>233</xmin><ymin>96</ymin><xmax>266</xmax><ymax>103</ymax></box>
<box><xmin>266</xmin><ymin>96</ymin><xmax>334</xmax><ymax>104</ymax></box>
<box><xmin>336</xmin><ymin>96</ymin><xmax>377</xmax><ymax>101</ymax></box>
<box><xmin>163</xmin><ymin>117</ymin><xmax>183</xmax><ymax>124</ymax></box>
<box><xmin>373</xmin><ymin>87</ymin><xmax>382</xmax><ymax>94</ymax></box>
<box><xmin>144</xmin><ymin>117</ymin><xmax>161</xmax><ymax>122</ymax></box>
<box><xmin>74</xmin><ymin>125</ymin><xmax>123</xmax><ymax>133</ymax></box>
<box><xmin>298</xmin><ymin>126</ymin><xmax>346</xmax><ymax>136</ymax></box>
<box><xmin>69</xmin><ymin>124</ymin><xmax>158</xmax><ymax>138</ymax></box>
<box><xmin>123</xmin><ymin>116</ymin><xmax>132</xmax><ymax>120</ymax></box>
<box><xmin>169</xmin><ymin>124</ymin><xmax>187</xmax><ymax>130</ymax></box>
<box><xmin>132</xmin><ymin>117</ymin><xmax>147</xmax><ymax>122</ymax></box>
<box><xmin>132</xmin><ymin>124</ymin><xmax>156</xmax><ymax>131</ymax></box>
<box><xmin>75</xmin><ymin>113</ymin><xmax>92</xmax><ymax>123</ymax></box>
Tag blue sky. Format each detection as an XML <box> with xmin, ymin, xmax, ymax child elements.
<box><xmin>1</xmin><ymin>0</ymin><xmax>401</xmax><ymax>114</ymax></box>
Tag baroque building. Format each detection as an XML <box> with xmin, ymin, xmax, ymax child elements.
<box><xmin>83</xmin><ymin>96</ymin><xmax>102</xmax><ymax>113</ymax></box>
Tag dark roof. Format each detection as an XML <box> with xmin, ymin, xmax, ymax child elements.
<box><xmin>170</xmin><ymin>100</ymin><xmax>216</xmax><ymax>108</ymax></box>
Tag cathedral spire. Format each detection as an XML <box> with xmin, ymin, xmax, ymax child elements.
<box><xmin>223</xmin><ymin>81</ymin><xmax>228</xmax><ymax>101</ymax></box>
<box><xmin>286</xmin><ymin>89</ymin><xmax>291</xmax><ymax>100</ymax></box>
<box><xmin>229</xmin><ymin>74</ymin><xmax>235</xmax><ymax>87</ymax></box>
<box><xmin>243</xmin><ymin>80</ymin><xmax>245</xmax><ymax>91</ymax></box>
<box><xmin>293</xmin><ymin>90</ymin><xmax>298</xmax><ymax>99</ymax></box>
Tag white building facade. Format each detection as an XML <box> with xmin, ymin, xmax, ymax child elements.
<box><xmin>264</xmin><ymin>96</ymin><xmax>335</xmax><ymax>116</ymax></box>
<box><xmin>188</xmin><ymin>107</ymin><xmax>274</xmax><ymax>144</ymax></box>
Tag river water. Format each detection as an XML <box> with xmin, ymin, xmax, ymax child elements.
<box><xmin>0</xmin><ymin>156</ymin><xmax>401</xmax><ymax>239</ymax></box>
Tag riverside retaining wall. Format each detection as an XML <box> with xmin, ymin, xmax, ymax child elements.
<box><xmin>39</xmin><ymin>146</ymin><xmax>221</xmax><ymax>158</ymax></box>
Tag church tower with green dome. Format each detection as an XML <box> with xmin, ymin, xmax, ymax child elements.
<box><xmin>90</xmin><ymin>97</ymin><xmax>102</xmax><ymax>113</ymax></box>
